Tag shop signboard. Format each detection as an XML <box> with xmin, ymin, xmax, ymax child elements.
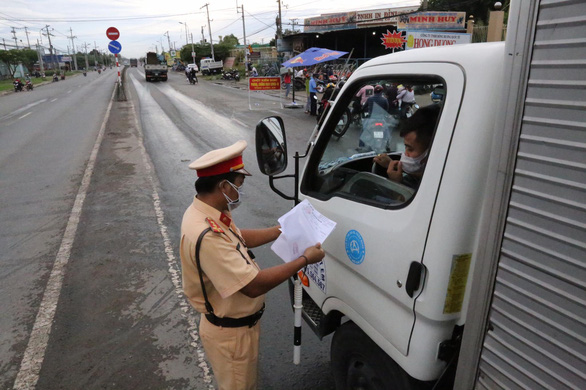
<box><xmin>397</xmin><ymin>11</ymin><xmax>466</xmax><ymax>31</ymax></box>
<box><xmin>304</xmin><ymin>12</ymin><xmax>356</xmax><ymax>33</ymax></box>
<box><xmin>405</xmin><ymin>31</ymin><xmax>471</xmax><ymax>50</ymax></box>
<box><xmin>356</xmin><ymin>6</ymin><xmax>419</xmax><ymax>28</ymax></box>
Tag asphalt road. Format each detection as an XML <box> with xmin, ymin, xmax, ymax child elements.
<box><xmin>0</xmin><ymin>68</ymin><xmax>335</xmax><ymax>389</ymax></box>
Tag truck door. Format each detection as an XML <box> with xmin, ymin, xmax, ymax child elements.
<box><xmin>300</xmin><ymin>63</ymin><xmax>465</xmax><ymax>357</ymax></box>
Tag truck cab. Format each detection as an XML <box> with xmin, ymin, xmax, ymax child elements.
<box><xmin>256</xmin><ymin>42</ymin><xmax>505</xmax><ymax>388</ymax></box>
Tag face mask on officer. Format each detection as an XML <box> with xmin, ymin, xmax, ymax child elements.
<box><xmin>221</xmin><ymin>180</ymin><xmax>244</xmax><ymax>211</ymax></box>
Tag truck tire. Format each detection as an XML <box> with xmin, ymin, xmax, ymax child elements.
<box><xmin>331</xmin><ymin>322</ymin><xmax>413</xmax><ymax>390</ymax></box>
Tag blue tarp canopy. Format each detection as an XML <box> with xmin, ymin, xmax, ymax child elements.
<box><xmin>281</xmin><ymin>47</ymin><xmax>349</xmax><ymax>68</ymax></box>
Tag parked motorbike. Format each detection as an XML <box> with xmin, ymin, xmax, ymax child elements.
<box><xmin>222</xmin><ymin>69</ymin><xmax>240</xmax><ymax>81</ymax></box>
<box><xmin>60</xmin><ymin>73</ymin><xmax>65</xmax><ymax>80</ymax></box>
<box><xmin>25</xmin><ymin>80</ymin><xmax>33</xmax><ymax>91</ymax></box>
<box><xmin>53</xmin><ymin>74</ymin><xmax>59</xmax><ymax>82</ymax></box>
<box><xmin>13</xmin><ymin>79</ymin><xmax>24</xmax><ymax>92</ymax></box>
<box><xmin>97</xmin><ymin>69</ymin><xmax>101</xmax><ymax>75</ymax></box>
<box><xmin>83</xmin><ymin>71</ymin><xmax>87</xmax><ymax>77</ymax></box>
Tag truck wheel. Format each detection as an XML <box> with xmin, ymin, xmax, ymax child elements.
<box><xmin>331</xmin><ymin>322</ymin><xmax>412</xmax><ymax>390</ymax></box>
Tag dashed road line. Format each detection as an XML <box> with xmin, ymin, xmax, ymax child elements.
<box><xmin>12</xmin><ymin>86</ymin><xmax>117</xmax><ymax>390</ymax></box>
<box><xmin>18</xmin><ymin>112</ymin><xmax>31</xmax><ymax>120</ymax></box>
<box><xmin>50</xmin><ymin>98</ymin><xmax>58</xmax><ymax>103</ymax></box>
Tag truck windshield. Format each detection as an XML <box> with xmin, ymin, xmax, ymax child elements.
<box><xmin>304</xmin><ymin>77</ymin><xmax>445</xmax><ymax>208</ymax></box>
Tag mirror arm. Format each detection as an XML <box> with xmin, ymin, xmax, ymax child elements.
<box><xmin>269</xmin><ymin>174</ymin><xmax>297</xmax><ymax>201</ymax></box>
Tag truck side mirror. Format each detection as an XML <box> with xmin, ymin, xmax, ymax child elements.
<box><xmin>255</xmin><ymin>116</ymin><xmax>288</xmax><ymax>176</ymax></box>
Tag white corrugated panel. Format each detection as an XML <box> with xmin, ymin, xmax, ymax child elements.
<box><xmin>477</xmin><ymin>1</ymin><xmax>586</xmax><ymax>389</ymax></box>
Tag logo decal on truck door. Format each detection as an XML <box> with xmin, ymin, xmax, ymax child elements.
<box><xmin>345</xmin><ymin>230</ymin><xmax>365</xmax><ymax>264</ymax></box>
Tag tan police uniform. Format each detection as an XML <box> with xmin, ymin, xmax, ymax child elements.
<box><xmin>180</xmin><ymin>140</ymin><xmax>265</xmax><ymax>390</ymax></box>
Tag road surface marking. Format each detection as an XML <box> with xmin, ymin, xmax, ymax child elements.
<box><xmin>0</xmin><ymin>99</ymin><xmax>47</xmax><ymax>121</ymax></box>
<box><xmin>67</xmin><ymin>90</ymin><xmax>72</xmax><ymax>94</ymax></box>
<box><xmin>129</xmin><ymin>74</ymin><xmax>214</xmax><ymax>388</ymax></box>
<box><xmin>50</xmin><ymin>98</ymin><xmax>58</xmax><ymax>102</ymax></box>
<box><xmin>18</xmin><ymin>112</ymin><xmax>31</xmax><ymax>120</ymax></box>
<box><xmin>12</xmin><ymin>86</ymin><xmax>117</xmax><ymax>390</ymax></box>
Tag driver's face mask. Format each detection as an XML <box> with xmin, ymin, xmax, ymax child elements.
<box><xmin>221</xmin><ymin>180</ymin><xmax>244</xmax><ymax>212</ymax></box>
<box><xmin>400</xmin><ymin>149</ymin><xmax>429</xmax><ymax>174</ymax></box>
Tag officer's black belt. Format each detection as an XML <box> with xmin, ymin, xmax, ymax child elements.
<box><xmin>205</xmin><ymin>304</ymin><xmax>265</xmax><ymax>328</ymax></box>
<box><xmin>195</xmin><ymin>227</ymin><xmax>265</xmax><ymax>328</ymax></box>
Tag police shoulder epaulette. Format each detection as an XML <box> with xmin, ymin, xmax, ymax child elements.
<box><xmin>205</xmin><ymin>217</ymin><xmax>224</xmax><ymax>233</ymax></box>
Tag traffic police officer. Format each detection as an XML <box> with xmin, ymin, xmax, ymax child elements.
<box><xmin>180</xmin><ymin>140</ymin><xmax>325</xmax><ymax>390</ymax></box>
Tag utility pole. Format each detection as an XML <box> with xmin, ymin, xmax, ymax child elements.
<box><xmin>11</xmin><ymin>27</ymin><xmax>19</xmax><ymax>49</ymax></box>
<box><xmin>164</xmin><ymin>31</ymin><xmax>172</xmax><ymax>53</ymax></box>
<box><xmin>94</xmin><ymin>41</ymin><xmax>98</xmax><ymax>67</ymax></box>
<box><xmin>179</xmin><ymin>22</ymin><xmax>189</xmax><ymax>46</ymax></box>
<box><xmin>201</xmin><ymin>25</ymin><xmax>206</xmax><ymax>44</ymax></box>
<box><xmin>237</xmin><ymin>3</ymin><xmax>248</xmax><ymax>77</ymax></box>
<box><xmin>36</xmin><ymin>39</ymin><xmax>44</xmax><ymax>73</ymax></box>
<box><xmin>44</xmin><ymin>25</ymin><xmax>58</xmax><ymax>72</ymax></box>
<box><xmin>201</xmin><ymin>4</ymin><xmax>215</xmax><ymax>60</ymax></box>
<box><xmin>276</xmin><ymin>0</ymin><xmax>283</xmax><ymax>40</ymax></box>
<box><xmin>82</xmin><ymin>42</ymin><xmax>89</xmax><ymax>71</ymax></box>
<box><xmin>290</xmin><ymin>18</ymin><xmax>298</xmax><ymax>34</ymax></box>
<box><xmin>2</xmin><ymin>38</ymin><xmax>6</xmax><ymax>50</ymax></box>
<box><xmin>24</xmin><ymin>27</ymin><xmax>31</xmax><ymax>48</ymax></box>
<box><xmin>69</xmin><ymin>27</ymin><xmax>78</xmax><ymax>70</ymax></box>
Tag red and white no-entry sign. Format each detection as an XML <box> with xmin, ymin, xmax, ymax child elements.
<box><xmin>106</xmin><ymin>27</ymin><xmax>120</xmax><ymax>40</ymax></box>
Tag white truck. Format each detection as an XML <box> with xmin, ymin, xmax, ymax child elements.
<box><xmin>254</xmin><ymin>1</ymin><xmax>585</xmax><ymax>389</ymax></box>
<box><xmin>199</xmin><ymin>58</ymin><xmax>223</xmax><ymax>75</ymax></box>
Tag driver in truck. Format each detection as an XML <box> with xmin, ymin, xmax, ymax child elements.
<box><xmin>373</xmin><ymin>104</ymin><xmax>440</xmax><ymax>189</ymax></box>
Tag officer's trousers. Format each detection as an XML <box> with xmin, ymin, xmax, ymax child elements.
<box><xmin>200</xmin><ymin>315</ymin><xmax>261</xmax><ymax>390</ymax></box>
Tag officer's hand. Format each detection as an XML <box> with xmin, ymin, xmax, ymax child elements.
<box><xmin>387</xmin><ymin>160</ymin><xmax>403</xmax><ymax>183</ymax></box>
<box><xmin>304</xmin><ymin>243</ymin><xmax>325</xmax><ymax>264</ymax></box>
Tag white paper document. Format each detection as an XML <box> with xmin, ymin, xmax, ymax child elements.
<box><xmin>271</xmin><ymin>199</ymin><xmax>337</xmax><ymax>262</ymax></box>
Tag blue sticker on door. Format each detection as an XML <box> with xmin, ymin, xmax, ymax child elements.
<box><xmin>345</xmin><ymin>230</ymin><xmax>365</xmax><ymax>264</ymax></box>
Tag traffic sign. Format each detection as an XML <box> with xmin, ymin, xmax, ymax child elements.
<box><xmin>108</xmin><ymin>40</ymin><xmax>122</xmax><ymax>54</ymax></box>
<box><xmin>106</xmin><ymin>27</ymin><xmax>120</xmax><ymax>40</ymax></box>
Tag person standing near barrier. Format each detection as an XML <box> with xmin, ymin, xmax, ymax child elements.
<box><xmin>309</xmin><ymin>73</ymin><xmax>318</xmax><ymax>116</ymax></box>
<box><xmin>283</xmin><ymin>68</ymin><xmax>292</xmax><ymax>99</ymax></box>
<box><xmin>180</xmin><ymin>140</ymin><xmax>325</xmax><ymax>390</ymax></box>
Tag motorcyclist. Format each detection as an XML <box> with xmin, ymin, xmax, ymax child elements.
<box><xmin>53</xmin><ymin>73</ymin><xmax>59</xmax><ymax>82</ymax></box>
<box><xmin>189</xmin><ymin>67</ymin><xmax>198</xmax><ymax>84</ymax></box>
<box><xmin>13</xmin><ymin>78</ymin><xmax>24</xmax><ymax>91</ymax></box>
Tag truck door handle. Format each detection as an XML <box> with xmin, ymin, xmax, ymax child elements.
<box><xmin>406</xmin><ymin>262</ymin><xmax>424</xmax><ymax>298</ymax></box>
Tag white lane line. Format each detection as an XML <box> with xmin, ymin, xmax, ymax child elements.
<box><xmin>0</xmin><ymin>99</ymin><xmax>47</xmax><ymax>121</ymax></box>
<box><xmin>50</xmin><ymin>98</ymin><xmax>58</xmax><ymax>102</ymax></box>
<box><xmin>18</xmin><ymin>112</ymin><xmax>32</xmax><ymax>120</ymax></box>
<box><xmin>12</xmin><ymin>86</ymin><xmax>117</xmax><ymax>390</ymax></box>
<box><xmin>67</xmin><ymin>90</ymin><xmax>72</xmax><ymax>94</ymax></box>
<box><xmin>129</xmin><ymin>74</ymin><xmax>213</xmax><ymax>388</ymax></box>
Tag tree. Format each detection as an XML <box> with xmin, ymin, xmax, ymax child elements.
<box><xmin>0</xmin><ymin>50</ymin><xmax>20</xmax><ymax>77</ymax></box>
<box><xmin>0</xmin><ymin>49</ymin><xmax>36</xmax><ymax>77</ymax></box>
<box><xmin>424</xmin><ymin>0</ymin><xmax>510</xmax><ymax>25</ymax></box>
<box><xmin>219</xmin><ymin>34</ymin><xmax>239</xmax><ymax>46</ymax></box>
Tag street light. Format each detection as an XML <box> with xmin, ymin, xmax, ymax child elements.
<box><xmin>179</xmin><ymin>22</ymin><xmax>189</xmax><ymax>46</ymax></box>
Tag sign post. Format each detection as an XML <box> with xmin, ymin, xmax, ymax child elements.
<box><xmin>106</xmin><ymin>27</ymin><xmax>121</xmax><ymax>86</ymax></box>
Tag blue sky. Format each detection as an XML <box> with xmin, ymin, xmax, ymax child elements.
<box><xmin>1</xmin><ymin>0</ymin><xmax>419</xmax><ymax>58</ymax></box>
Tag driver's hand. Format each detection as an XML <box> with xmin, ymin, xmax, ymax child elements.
<box><xmin>387</xmin><ymin>161</ymin><xmax>403</xmax><ymax>183</ymax></box>
<box><xmin>374</xmin><ymin>154</ymin><xmax>391</xmax><ymax>169</ymax></box>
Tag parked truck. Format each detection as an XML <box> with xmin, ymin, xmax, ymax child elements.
<box><xmin>254</xmin><ymin>1</ymin><xmax>585</xmax><ymax>389</ymax></box>
<box><xmin>199</xmin><ymin>58</ymin><xmax>223</xmax><ymax>75</ymax></box>
<box><xmin>144</xmin><ymin>52</ymin><xmax>167</xmax><ymax>82</ymax></box>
